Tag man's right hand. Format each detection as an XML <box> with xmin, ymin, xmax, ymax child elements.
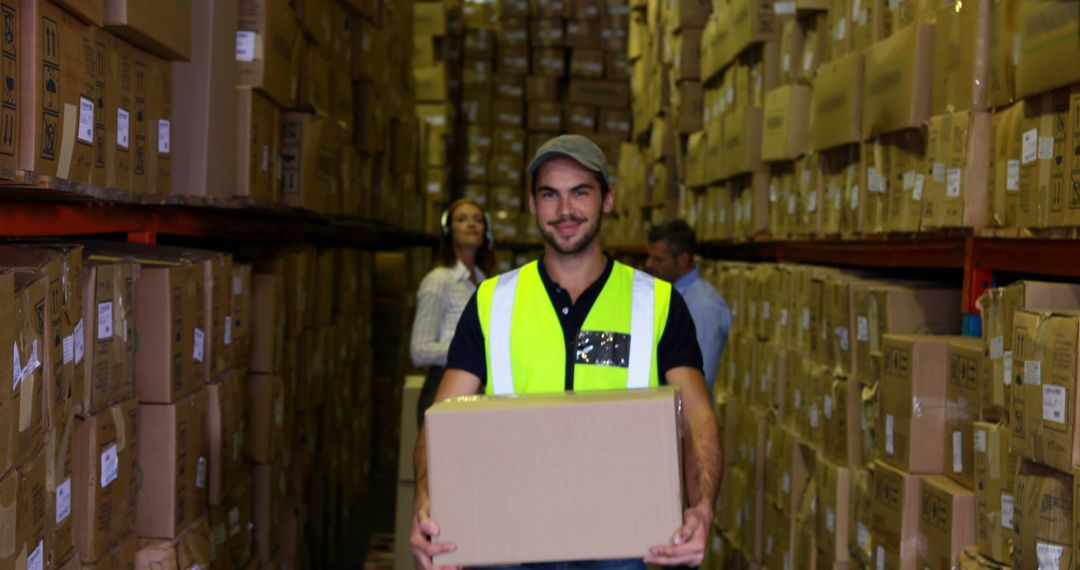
<box><xmin>410</xmin><ymin>505</ymin><xmax>459</xmax><ymax>570</ymax></box>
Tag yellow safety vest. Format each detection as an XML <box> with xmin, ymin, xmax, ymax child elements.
<box><xmin>476</xmin><ymin>260</ymin><xmax>671</xmax><ymax>395</ymax></box>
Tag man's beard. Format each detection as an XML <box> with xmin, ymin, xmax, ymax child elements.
<box><xmin>538</xmin><ymin>213</ymin><xmax>602</xmax><ymax>255</ymax></box>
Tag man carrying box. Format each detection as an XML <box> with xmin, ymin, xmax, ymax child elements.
<box><xmin>411</xmin><ymin>135</ymin><xmax>723</xmax><ymax>569</ymax></box>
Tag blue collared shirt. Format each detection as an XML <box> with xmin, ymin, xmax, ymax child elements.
<box><xmin>674</xmin><ymin>267</ymin><xmax>732</xmax><ymax>391</ymax></box>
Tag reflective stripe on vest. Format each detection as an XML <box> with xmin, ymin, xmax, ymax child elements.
<box><xmin>483</xmin><ymin>260</ymin><xmax>666</xmax><ymax>395</ymax></box>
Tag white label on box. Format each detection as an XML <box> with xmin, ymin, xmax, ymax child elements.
<box><xmin>824</xmin><ymin>394</ymin><xmax>833</xmax><ymax>419</ymax></box>
<box><xmin>953</xmin><ymin>430</ymin><xmax>963</xmax><ymax>473</ymax></box>
<box><xmin>914</xmin><ymin>173</ymin><xmax>926</xmax><ymax>201</ymax></box>
<box><xmin>117</xmin><ymin>108</ymin><xmax>130</xmax><ymax>149</ymax></box>
<box><xmin>236</xmin><ymin>31</ymin><xmax>256</xmax><ymax>62</ymax></box>
<box><xmin>1022</xmin><ymin>129</ymin><xmax>1039</xmax><ymax>164</ymax></box>
<box><xmin>1024</xmin><ymin>359</ymin><xmax>1041</xmax><ymax>385</ymax></box>
<box><xmin>808</xmin><ymin>190</ymin><xmax>818</xmax><ymax>212</ymax></box>
<box><xmin>780</xmin><ymin>309</ymin><xmax>789</xmax><ymax>327</ymax></box>
<box><xmin>1038</xmin><ymin>136</ymin><xmax>1054</xmax><ymax>161</ymax></box>
<box><xmin>803</xmin><ymin>50</ymin><xmax>814</xmax><ymax>72</ymax></box>
<box><xmin>867</xmin><ymin>168</ymin><xmax>881</xmax><ymax>193</ymax></box>
<box><xmin>775</xmin><ymin>1</ymin><xmax>796</xmax><ymax>14</ymax></box>
<box><xmin>946</xmin><ymin>168</ymin><xmax>962</xmax><ymax>197</ymax></box>
<box><xmin>78</xmin><ymin>96</ymin><xmax>94</xmax><ymax>143</ymax></box>
<box><xmin>826</xmin><ymin>507</ymin><xmax>835</xmax><ymax>533</ymax></box>
<box><xmin>750</xmin><ymin>302</ymin><xmax>757</xmax><ymax>320</ymax></box>
<box><xmin>101</xmin><ymin>444</ymin><xmax>119</xmax><ymax>488</ymax></box>
<box><xmin>838</xmin><ymin>327</ymin><xmax>849</xmax><ymax>351</ymax></box>
<box><xmin>196</xmin><ymin>456</ymin><xmax>207</xmax><ymax>489</ymax></box>
<box><xmin>1001</xmin><ymin>494</ymin><xmax>1014</xmax><ymax>529</ymax></box>
<box><xmin>809</xmin><ymin>404</ymin><xmax>820</xmax><ymax>428</ymax></box>
<box><xmin>782</xmin><ymin>53</ymin><xmax>791</xmax><ymax>73</ymax></box>
<box><xmin>63</xmin><ymin>335</ymin><xmax>73</xmax><ymax>364</ymax></box>
<box><xmin>851</xmin><ymin>185</ymin><xmax>860</xmax><ymax>209</ymax></box>
<box><xmin>885</xmin><ymin>415</ymin><xmax>895</xmax><ymax>455</ymax></box>
<box><xmin>1004</xmin><ymin>351</ymin><xmax>1013</xmax><ymax>385</ymax></box>
<box><xmin>233</xmin><ymin>276</ymin><xmax>243</xmax><ymax>295</ymax></box>
<box><xmin>766</xmin><ymin>536</ymin><xmax>774</xmax><ymax>555</ymax></box>
<box><xmin>788</xmin><ymin>195</ymin><xmax>797</xmax><ymax>214</ymax></box>
<box><xmin>877</xmin><ymin>546</ymin><xmax>886</xmax><ymax>570</ymax></box>
<box><xmin>783</xmin><ymin>472</ymin><xmax>791</xmax><ymax>494</ymax></box>
<box><xmin>1043</xmin><ymin>385</ymin><xmax>1067</xmax><ymax>423</ymax></box>
<box><xmin>744</xmin><ymin>372</ymin><xmax>751</xmax><ymax>392</ymax></box>
<box><xmin>835</xmin><ymin>17</ymin><xmax>846</xmax><ymax>40</ymax></box>
<box><xmin>903</xmin><ymin>171</ymin><xmax>916</xmax><ymax>190</ymax></box>
<box><xmin>1037</xmin><ymin>542</ymin><xmax>1064</xmax><ymax>570</ymax></box>
<box><xmin>974</xmin><ymin>429</ymin><xmax>987</xmax><ymax>453</ymax></box>
<box><xmin>833</xmin><ymin>186</ymin><xmax>842</xmax><ymax>210</ymax></box>
<box><xmin>1007</xmin><ymin>159</ymin><xmax>1021</xmax><ymax>191</ymax></box>
<box><xmin>74</xmin><ymin>319</ymin><xmax>84</xmax><ymax>365</ymax></box>
<box><xmin>56</xmin><ymin>478</ymin><xmax>71</xmax><ymax>523</ymax></box>
<box><xmin>224</xmin><ymin>316</ymin><xmax>233</xmax><ymax>346</ymax></box>
<box><xmin>933</xmin><ymin>162</ymin><xmax>946</xmax><ymax>183</ymax></box>
<box><xmin>858</xmin><ymin>523</ymin><xmax>870</xmax><ymax>551</ymax></box>
<box><xmin>857</xmin><ymin>316</ymin><xmax>869</xmax><ymax>342</ymax></box>
<box><xmin>97</xmin><ymin>302</ymin><xmax>113</xmax><ymax>340</ymax></box>
<box><xmin>764</xmin><ymin>301</ymin><xmax>772</xmax><ymax>320</ymax></box>
<box><xmin>158</xmin><ymin>120</ymin><xmax>171</xmax><ymax>154</ymax></box>
<box><xmin>193</xmin><ymin>328</ymin><xmax>205</xmax><ymax>363</ymax></box>
<box><xmin>888</xmin><ymin>0</ymin><xmax>900</xmax><ymax>10</ymax></box>
<box><xmin>27</xmin><ymin>541</ymin><xmax>42</xmax><ymax>570</ymax></box>
<box><xmin>802</xmin><ymin>308</ymin><xmax>811</xmax><ymax>330</ymax></box>
<box><xmin>794</xmin><ymin>389</ymin><xmax>802</xmax><ymax>410</ymax></box>
<box><xmin>990</xmin><ymin>336</ymin><xmax>1004</xmax><ymax>359</ymax></box>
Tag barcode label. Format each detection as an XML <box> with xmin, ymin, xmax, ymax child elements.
<box><xmin>97</xmin><ymin>302</ymin><xmax>113</xmax><ymax>340</ymax></box>
<box><xmin>236</xmin><ymin>31</ymin><xmax>256</xmax><ymax>62</ymax></box>
<box><xmin>78</xmin><ymin>97</ymin><xmax>94</xmax><ymax>143</ymax></box>
<box><xmin>117</xmin><ymin>108</ymin><xmax>130</xmax><ymax>149</ymax></box>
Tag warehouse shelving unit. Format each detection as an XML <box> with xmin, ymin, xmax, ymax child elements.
<box><xmin>0</xmin><ymin>198</ymin><xmax>438</xmax><ymax>248</ymax></box>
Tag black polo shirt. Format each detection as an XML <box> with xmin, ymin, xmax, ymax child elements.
<box><xmin>445</xmin><ymin>255</ymin><xmax>704</xmax><ymax>390</ymax></box>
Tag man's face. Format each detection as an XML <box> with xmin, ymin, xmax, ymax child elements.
<box><xmin>530</xmin><ymin>156</ymin><xmax>614</xmax><ymax>255</ymax></box>
<box><xmin>645</xmin><ymin>240</ymin><xmax>686</xmax><ymax>284</ymax></box>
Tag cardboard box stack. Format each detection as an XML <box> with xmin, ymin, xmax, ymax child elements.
<box><xmin>637</xmin><ymin>0</ymin><xmax>1080</xmax><ymax>243</ymax></box>
<box><xmin>0</xmin><ymin>241</ymin><xmax>379</xmax><ymax>569</ymax></box>
<box><xmin>700</xmin><ymin>259</ymin><xmax>967</xmax><ymax>569</ymax></box>
<box><xmin>416</xmin><ymin>0</ymin><xmax>634</xmax><ymax>261</ymax></box>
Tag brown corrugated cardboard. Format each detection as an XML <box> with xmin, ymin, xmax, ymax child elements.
<box><xmin>878</xmin><ymin>334</ymin><xmax>958</xmax><ymax>474</ymax></box>
<box><xmin>427</xmin><ymin>389</ymin><xmax>683</xmax><ymax>566</ymax></box>
<box><xmin>527</xmin><ymin>101</ymin><xmax>562</xmax><ymax>132</ymax></box>
<box><xmin>721</xmin><ymin>107</ymin><xmax>764</xmax><ymax>178</ymax></box>
<box><xmin>827</xmin><ymin>0</ymin><xmax>850</xmax><ymax>62</ymax></box>
<box><xmin>849</xmin><ymin>466</ymin><xmax>874</xmax><ymax>566</ymax></box>
<box><xmin>127</xmin><ymin>49</ymin><xmax>149</xmax><ymax>193</ymax></box>
<box><xmin>244</xmin><ymin>270</ymin><xmax>279</xmax><ymax>370</ymax></box>
<box><xmin>921</xmin><ymin>111</ymin><xmax>991</xmax><ymax>231</ymax></box>
<box><xmin>53</xmin><ymin>0</ymin><xmax>102</xmax><ymax>26</ymax></box>
<box><xmin>1067</xmin><ymin>92</ymin><xmax>1080</xmax><ymax>227</ymax></box>
<box><xmin>104</xmin><ymin>37</ymin><xmax>133</xmax><ymax>192</ymax></box>
<box><xmin>136</xmin><ymin>389</ymin><xmax>209</xmax><ymax>539</ymax></box>
<box><xmin>987</xmin><ymin>102</ymin><xmax>1023</xmax><ymax>228</ymax></box>
<box><xmin>862</xmin><ymin>22</ymin><xmax>934</xmax><ymax>139</ymax></box>
<box><xmin>134</xmin><ymin>516</ymin><xmax>213</xmax><ymax>569</ymax></box>
<box><xmin>567</xmin><ymin>79</ymin><xmax>631</xmax><ymax>109</ymax></box>
<box><xmin>282</xmin><ymin>112</ymin><xmax>347</xmax><ymax>214</ymax></box>
<box><xmin>0</xmin><ymin>0</ymin><xmax>17</xmax><ymax>177</ymax></box>
<box><xmin>10</xmin><ymin>271</ymin><xmax>46</xmax><ymax>467</ymax></box>
<box><xmin>931</xmin><ymin>0</ymin><xmax>991</xmax><ymax>116</ymax></box>
<box><xmin>1012</xmin><ymin>460</ymin><xmax>1072</xmax><ymax>570</ymax></box>
<box><xmin>918</xmin><ymin>475</ymin><xmax>976</xmax><ymax>570</ymax></box>
<box><xmin>47</xmin><ymin>413</ymin><xmax>76</xmax><ymax>565</ymax></box>
<box><xmin>105</xmin><ymin>0</ymin><xmax>191</xmax><ymax>60</ymax></box>
<box><xmin>235</xmin><ymin>88</ymin><xmax>279</xmax><ymax>202</ymax></box>
<box><xmin>131</xmin><ymin>258</ymin><xmax>196</xmax><ymax>404</ymax></box>
<box><xmin>1015</xmin><ymin>1</ymin><xmax>1080</xmax><ymax>101</ymax></box>
<box><xmin>171</xmin><ymin>0</ymin><xmax>237</xmax><ymax>198</ymax></box>
<box><xmin>973</xmin><ymin>421</ymin><xmax>1015</xmax><ymax>565</ymax></box>
<box><xmin>19</xmin><ymin>1</ymin><xmax>96</xmax><ymax>182</ymax></box>
<box><xmin>148</xmin><ymin>49</ymin><xmax>171</xmax><ymax>196</ymax></box>
<box><xmin>245</xmin><ymin>374</ymin><xmax>283</xmax><ymax>464</ymax></box>
<box><xmin>762</xmin><ymin>84</ymin><xmax>810</xmax><ymax>162</ymax></box>
<box><xmin>872</xmin><ymin>460</ymin><xmax>921</xmax><ymax>570</ymax></box>
<box><xmin>1009</xmin><ymin>310</ymin><xmax>1080</xmax><ymax>472</ymax></box>
<box><xmin>74</xmin><ymin>398</ymin><xmax>136</xmax><ymax>564</ymax></box>
<box><xmin>945</xmin><ymin>338</ymin><xmax>982</xmax><ymax>491</ymax></box>
<box><xmin>80</xmin><ymin>259</ymin><xmax>136</xmax><ymax>417</ymax></box>
<box><xmin>811</xmin><ymin>52</ymin><xmax>863</xmax><ymax>151</ymax></box>
<box><xmin>1018</xmin><ymin>89</ymin><xmax>1073</xmax><ymax>229</ymax></box>
<box><xmin>80</xmin><ymin>532</ymin><xmax>136</xmax><ymax>569</ymax></box>
<box><xmin>987</xmin><ymin>0</ymin><xmax>1017</xmax><ymax>108</ymax></box>
<box><xmin>237</xmin><ymin>0</ymin><xmax>301</xmax><ymax>108</ymax></box>
<box><xmin>816</xmin><ymin>454</ymin><xmax>850</xmax><ymax>565</ymax></box>
<box><xmin>3</xmin><ymin>449</ymin><xmax>47</xmax><ymax>570</ymax></box>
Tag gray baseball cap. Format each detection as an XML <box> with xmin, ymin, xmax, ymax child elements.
<box><xmin>526</xmin><ymin>134</ymin><xmax>611</xmax><ymax>186</ymax></box>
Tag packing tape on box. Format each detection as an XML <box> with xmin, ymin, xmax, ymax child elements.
<box><xmin>911</xmin><ymin>395</ymin><xmax>946</xmax><ymax>418</ymax></box>
<box><xmin>57</xmin><ymin>104</ymin><xmax>78</xmax><ymax>180</ymax></box>
<box><xmin>111</xmin><ymin>405</ymin><xmax>127</xmax><ymax>452</ymax></box>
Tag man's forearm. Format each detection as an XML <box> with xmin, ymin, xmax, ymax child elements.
<box><xmin>414</xmin><ymin>425</ymin><xmax>430</xmax><ymax>510</ymax></box>
<box><xmin>683</xmin><ymin>405</ymin><xmax>723</xmax><ymax>513</ymax></box>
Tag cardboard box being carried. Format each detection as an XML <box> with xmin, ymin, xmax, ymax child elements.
<box><xmin>426</xmin><ymin>389</ymin><xmax>684</xmax><ymax>567</ymax></box>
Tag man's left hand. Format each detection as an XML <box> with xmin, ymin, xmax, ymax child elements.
<box><xmin>645</xmin><ymin>504</ymin><xmax>712</xmax><ymax>567</ymax></box>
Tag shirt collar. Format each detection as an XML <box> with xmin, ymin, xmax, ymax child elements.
<box><xmin>536</xmin><ymin>254</ymin><xmax>615</xmax><ymax>300</ymax></box>
<box><xmin>674</xmin><ymin>267</ymin><xmax>700</xmax><ymax>295</ymax></box>
<box><xmin>453</xmin><ymin>260</ymin><xmax>485</xmax><ymax>284</ymax></box>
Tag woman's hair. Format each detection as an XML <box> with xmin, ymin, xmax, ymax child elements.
<box><xmin>438</xmin><ymin>198</ymin><xmax>495</xmax><ymax>276</ymax></box>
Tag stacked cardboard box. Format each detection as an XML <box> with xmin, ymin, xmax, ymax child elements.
<box><xmin>701</xmin><ymin>260</ymin><xmax>967</xmax><ymax>568</ymax></box>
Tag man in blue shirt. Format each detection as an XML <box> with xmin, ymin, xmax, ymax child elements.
<box><xmin>645</xmin><ymin>220</ymin><xmax>732</xmax><ymax>392</ymax></box>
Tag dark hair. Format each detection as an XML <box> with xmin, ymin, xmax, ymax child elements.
<box><xmin>529</xmin><ymin>170</ymin><xmax>611</xmax><ymax>196</ymax></box>
<box><xmin>439</xmin><ymin>198</ymin><xmax>495</xmax><ymax>276</ymax></box>
<box><xmin>648</xmin><ymin>219</ymin><xmax>697</xmax><ymax>257</ymax></box>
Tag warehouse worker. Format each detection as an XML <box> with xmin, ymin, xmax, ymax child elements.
<box><xmin>410</xmin><ymin>135</ymin><xmax>723</xmax><ymax>570</ymax></box>
<box><xmin>645</xmin><ymin>220</ymin><xmax>732</xmax><ymax>393</ymax></box>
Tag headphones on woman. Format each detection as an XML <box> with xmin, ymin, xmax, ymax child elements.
<box><xmin>441</xmin><ymin>199</ymin><xmax>495</xmax><ymax>249</ymax></box>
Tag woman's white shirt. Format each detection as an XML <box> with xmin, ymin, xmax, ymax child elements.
<box><xmin>409</xmin><ymin>260</ymin><xmax>485</xmax><ymax>367</ymax></box>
